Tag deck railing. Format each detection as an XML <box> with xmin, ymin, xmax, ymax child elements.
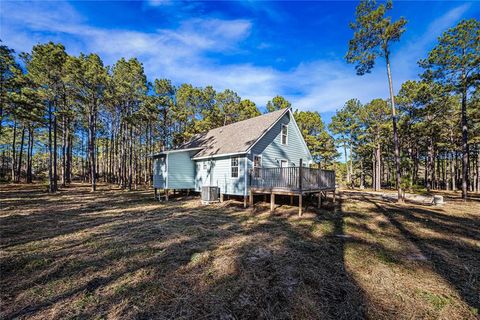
<box><xmin>249</xmin><ymin>166</ymin><xmax>335</xmax><ymax>192</ymax></box>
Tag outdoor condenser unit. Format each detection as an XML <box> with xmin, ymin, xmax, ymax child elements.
<box><xmin>201</xmin><ymin>186</ymin><xmax>220</xmax><ymax>204</ymax></box>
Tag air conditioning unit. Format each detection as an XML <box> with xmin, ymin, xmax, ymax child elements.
<box><xmin>201</xmin><ymin>186</ymin><xmax>220</xmax><ymax>204</ymax></box>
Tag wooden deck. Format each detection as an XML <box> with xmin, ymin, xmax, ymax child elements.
<box><xmin>248</xmin><ymin>164</ymin><xmax>336</xmax><ymax>216</ymax></box>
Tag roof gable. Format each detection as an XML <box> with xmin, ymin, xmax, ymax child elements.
<box><xmin>182</xmin><ymin>108</ymin><xmax>289</xmax><ymax>159</ymax></box>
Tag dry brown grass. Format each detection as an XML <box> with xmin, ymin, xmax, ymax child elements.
<box><xmin>0</xmin><ymin>183</ymin><xmax>479</xmax><ymax>319</ymax></box>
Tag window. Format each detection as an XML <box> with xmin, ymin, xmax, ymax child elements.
<box><xmin>231</xmin><ymin>157</ymin><xmax>239</xmax><ymax>178</ymax></box>
<box><xmin>253</xmin><ymin>155</ymin><xmax>262</xmax><ymax>178</ymax></box>
<box><xmin>281</xmin><ymin>124</ymin><xmax>288</xmax><ymax>145</ymax></box>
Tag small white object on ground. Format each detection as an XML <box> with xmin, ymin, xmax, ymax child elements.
<box><xmin>433</xmin><ymin>195</ymin><xmax>444</xmax><ymax>206</ymax></box>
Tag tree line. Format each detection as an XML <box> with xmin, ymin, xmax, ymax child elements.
<box><xmin>0</xmin><ymin>42</ymin><xmax>337</xmax><ymax>192</ymax></box>
<box><xmin>336</xmin><ymin>0</ymin><xmax>478</xmax><ymax>199</ymax></box>
<box><xmin>1</xmin><ymin>0</ymin><xmax>478</xmax><ymax>200</ymax></box>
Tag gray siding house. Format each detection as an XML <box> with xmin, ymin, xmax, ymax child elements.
<box><xmin>152</xmin><ymin>108</ymin><xmax>313</xmax><ymax>198</ymax></box>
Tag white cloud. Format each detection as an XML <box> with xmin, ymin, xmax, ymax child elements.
<box><xmin>146</xmin><ymin>0</ymin><xmax>172</xmax><ymax>7</ymax></box>
<box><xmin>0</xmin><ymin>1</ymin><xmax>472</xmax><ymax>114</ymax></box>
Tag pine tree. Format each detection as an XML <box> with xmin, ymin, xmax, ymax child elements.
<box><xmin>420</xmin><ymin>19</ymin><xmax>480</xmax><ymax>200</ymax></box>
<box><xmin>346</xmin><ymin>0</ymin><xmax>407</xmax><ymax>201</ymax></box>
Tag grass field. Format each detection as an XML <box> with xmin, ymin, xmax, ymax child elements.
<box><xmin>1</xmin><ymin>183</ymin><xmax>479</xmax><ymax>319</ymax></box>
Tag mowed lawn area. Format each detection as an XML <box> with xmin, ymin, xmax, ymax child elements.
<box><xmin>0</xmin><ymin>184</ymin><xmax>479</xmax><ymax>319</ymax></box>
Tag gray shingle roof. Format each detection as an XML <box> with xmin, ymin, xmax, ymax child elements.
<box><xmin>177</xmin><ymin>108</ymin><xmax>289</xmax><ymax>159</ymax></box>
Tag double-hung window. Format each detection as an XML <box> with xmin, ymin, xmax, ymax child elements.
<box><xmin>231</xmin><ymin>157</ymin><xmax>239</xmax><ymax>178</ymax></box>
<box><xmin>281</xmin><ymin>124</ymin><xmax>288</xmax><ymax>145</ymax></box>
<box><xmin>253</xmin><ymin>155</ymin><xmax>262</xmax><ymax>178</ymax></box>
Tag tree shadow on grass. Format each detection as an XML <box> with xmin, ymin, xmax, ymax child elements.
<box><xmin>355</xmin><ymin>192</ymin><xmax>480</xmax><ymax>314</ymax></box>
<box><xmin>1</xmin><ymin>187</ymin><xmax>394</xmax><ymax>319</ymax></box>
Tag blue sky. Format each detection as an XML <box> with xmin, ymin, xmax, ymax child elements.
<box><xmin>1</xmin><ymin>0</ymin><xmax>478</xmax><ymax>124</ymax></box>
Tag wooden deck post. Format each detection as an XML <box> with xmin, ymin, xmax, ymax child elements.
<box><xmin>249</xmin><ymin>189</ymin><xmax>254</xmax><ymax>207</ymax></box>
<box><xmin>243</xmin><ymin>196</ymin><xmax>247</xmax><ymax>208</ymax></box>
<box><xmin>154</xmin><ymin>188</ymin><xmax>158</xmax><ymax>200</ymax></box>
<box><xmin>270</xmin><ymin>193</ymin><xmax>275</xmax><ymax>213</ymax></box>
<box><xmin>165</xmin><ymin>189</ymin><xmax>169</xmax><ymax>201</ymax></box>
<box><xmin>264</xmin><ymin>194</ymin><xmax>267</xmax><ymax>203</ymax></box>
<box><xmin>290</xmin><ymin>195</ymin><xmax>294</xmax><ymax>206</ymax></box>
<box><xmin>220</xmin><ymin>193</ymin><xmax>224</xmax><ymax>202</ymax></box>
<box><xmin>333</xmin><ymin>190</ymin><xmax>336</xmax><ymax>203</ymax></box>
<box><xmin>299</xmin><ymin>159</ymin><xmax>303</xmax><ymax>191</ymax></box>
<box><xmin>318</xmin><ymin>192</ymin><xmax>322</xmax><ymax>208</ymax></box>
<box><xmin>298</xmin><ymin>193</ymin><xmax>303</xmax><ymax>216</ymax></box>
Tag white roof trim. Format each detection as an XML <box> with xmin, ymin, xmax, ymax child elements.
<box><xmin>192</xmin><ymin>151</ymin><xmax>247</xmax><ymax>160</ymax></box>
<box><xmin>151</xmin><ymin>147</ymin><xmax>203</xmax><ymax>157</ymax></box>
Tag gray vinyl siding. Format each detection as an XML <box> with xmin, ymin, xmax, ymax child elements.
<box><xmin>153</xmin><ymin>156</ymin><xmax>167</xmax><ymax>189</ymax></box>
<box><xmin>250</xmin><ymin>112</ymin><xmax>312</xmax><ymax>168</ymax></box>
<box><xmin>194</xmin><ymin>156</ymin><xmax>247</xmax><ymax>196</ymax></box>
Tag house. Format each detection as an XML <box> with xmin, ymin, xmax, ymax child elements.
<box><xmin>152</xmin><ymin>108</ymin><xmax>335</xmax><ymax>214</ymax></box>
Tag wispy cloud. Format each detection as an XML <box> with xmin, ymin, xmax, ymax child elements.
<box><xmin>392</xmin><ymin>3</ymin><xmax>472</xmax><ymax>80</ymax></box>
<box><xmin>146</xmin><ymin>0</ymin><xmax>172</xmax><ymax>7</ymax></box>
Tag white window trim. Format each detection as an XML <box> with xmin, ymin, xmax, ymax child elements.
<box><xmin>281</xmin><ymin>124</ymin><xmax>288</xmax><ymax>145</ymax></box>
<box><xmin>253</xmin><ymin>154</ymin><xmax>262</xmax><ymax>168</ymax></box>
<box><xmin>279</xmin><ymin>159</ymin><xmax>288</xmax><ymax>167</ymax></box>
<box><xmin>253</xmin><ymin>154</ymin><xmax>262</xmax><ymax>178</ymax></box>
<box><xmin>231</xmin><ymin>157</ymin><xmax>239</xmax><ymax>178</ymax></box>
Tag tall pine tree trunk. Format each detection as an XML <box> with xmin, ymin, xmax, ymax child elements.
<box><xmin>128</xmin><ymin>124</ymin><xmax>133</xmax><ymax>191</ymax></box>
<box><xmin>48</xmin><ymin>103</ymin><xmax>54</xmax><ymax>192</ymax></box>
<box><xmin>26</xmin><ymin>126</ymin><xmax>33</xmax><ymax>183</ymax></box>
<box><xmin>360</xmin><ymin>159</ymin><xmax>365</xmax><ymax>189</ymax></box>
<box><xmin>349</xmin><ymin>142</ymin><xmax>353</xmax><ymax>188</ymax></box>
<box><xmin>427</xmin><ymin>138</ymin><xmax>434</xmax><ymax>191</ymax></box>
<box><xmin>81</xmin><ymin>130</ymin><xmax>86</xmax><ymax>182</ymax></box>
<box><xmin>62</xmin><ymin>116</ymin><xmax>66</xmax><ymax>187</ymax></box>
<box><xmin>110</xmin><ymin>129</ymin><xmax>114</xmax><ymax>183</ymax></box>
<box><xmin>144</xmin><ymin>124</ymin><xmax>149</xmax><ymax>185</ymax></box>
<box><xmin>372</xmin><ymin>149</ymin><xmax>376</xmax><ymax>190</ymax></box>
<box><xmin>16</xmin><ymin>126</ymin><xmax>25</xmax><ymax>183</ymax></box>
<box><xmin>446</xmin><ymin>154</ymin><xmax>450</xmax><ymax>191</ymax></box>
<box><xmin>461</xmin><ymin>86</ymin><xmax>468</xmax><ymax>199</ymax></box>
<box><xmin>11</xmin><ymin>120</ymin><xmax>17</xmax><ymax>182</ymax></box>
<box><xmin>53</xmin><ymin>102</ymin><xmax>58</xmax><ymax>192</ymax></box>
<box><xmin>476</xmin><ymin>144</ymin><xmax>480</xmax><ymax>193</ymax></box>
<box><xmin>376</xmin><ymin>145</ymin><xmax>381</xmax><ymax>191</ymax></box>
<box><xmin>66</xmin><ymin>123</ymin><xmax>72</xmax><ymax>184</ymax></box>
<box><xmin>88</xmin><ymin>104</ymin><xmax>97</xmax><ymax>192</ymax></box>
<box><xmin>386</xmin><ymin>54</ymin><xmax>402</xmax><ymax>201</ymax></box>
<box><xmin>343</xmin><ymin>143</ymin><xmax>349</xmax><ymax>186</ymax></box>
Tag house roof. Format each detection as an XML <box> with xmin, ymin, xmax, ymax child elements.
<box><xmin>161</xmin><ymin>108</ymin><xmax>290</xmax><ymax>159</ymax></box>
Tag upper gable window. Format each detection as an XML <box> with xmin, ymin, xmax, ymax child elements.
<box><xmin>281</xmin><ymin>124</ymin><xmax>288</xmax><ymax>145</ymax></box>
<box><xmin>231</xmin><ymin>157</ymin><xmax>239</xmax><ymax>178</ymax></box>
